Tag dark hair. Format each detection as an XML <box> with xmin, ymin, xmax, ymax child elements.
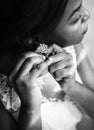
<box><xmin>0</xmin><ymin>0</ymin><xmax>68</xmax><ymax>44</ymax></box>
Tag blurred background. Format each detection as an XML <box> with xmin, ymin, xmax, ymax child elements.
<box><xmin>83</xmin><ymin>0</ymin><xmax>94</xmax><ymax>67</ymax></box>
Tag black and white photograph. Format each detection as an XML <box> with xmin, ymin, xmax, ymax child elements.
<box><xmin>0</xmin><ymin>0</ymin><xmax>94</xmax><ymax>130</ymax></box>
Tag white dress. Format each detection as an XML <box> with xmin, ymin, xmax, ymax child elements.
<box><xmin>41</xmin><ymin>99</ymin><xmax>82</xmax><ymax>130</ymax></box>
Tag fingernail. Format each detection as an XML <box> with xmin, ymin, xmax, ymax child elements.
<box><xmin>42</xmin><ymin>55</ymin><xmax>46</xmax><ymax>60</ymax></box>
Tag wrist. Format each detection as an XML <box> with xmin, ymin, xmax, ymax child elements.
<box><xmin>21</xmin><ymin>103</ymin><xmax>41</xmax><ymax>116</ymax></box>
<box><xmin>19</xmin><ymin>103</ymin><xmax>41</xmax><ymax>130</ymax></box>
<box><xmin>20</xmin><ymin>86</ymin><xmax>42</xmax><ymax>110</ymax></box>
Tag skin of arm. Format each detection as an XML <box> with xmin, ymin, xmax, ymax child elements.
<box><xmin>66</xmin><ymin>80</ymin><xmax>94</xmax><ymax>130</ymax></box>
<box><xmin>18</xmin><ymin>102</ymin><xmax>42</xmax><ymax>130</ymax></box>
<box><xmin>74</xmin><ymin>43</ymin><xmax>94</xmax><ymax>91</ymax></box>
<box><xmin>63</xmin><ymin>79</ymin><xmax>94</xmax><ymax>119</ymax></box>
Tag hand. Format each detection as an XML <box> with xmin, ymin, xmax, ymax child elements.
<box><xmin>9</xmin><ymin>52</ymin><xmax>50</xmax><ymax>111</ymax></box>
<box><xmin>47</xmin><ymin>44</ymin><xmax>75</xmax><ymax>88</ymax></box>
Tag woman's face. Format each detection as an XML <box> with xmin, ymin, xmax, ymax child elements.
<box><xmin>48</xmin><ymin>0</ymin><xmax>90</xmax><ymax>48</ymax></box>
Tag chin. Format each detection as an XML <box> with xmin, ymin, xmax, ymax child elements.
<box><xmin>75</xmin><ymin>36</ymin><xmax>84</xmax><ymax>45</ymax></box>
<box><xmin>65</xmin><ymin>38</ymin><xmax>83</xmax><ymax>47</ymax></box>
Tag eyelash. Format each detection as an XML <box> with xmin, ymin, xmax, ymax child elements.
<box><xmin>72</xmin><ymin>14</ymin><xmax>82</xmax><ymax>24</ymax></box>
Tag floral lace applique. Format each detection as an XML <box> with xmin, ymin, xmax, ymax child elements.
<box><xmin>0</xmin><ymin>74</ymin><xmax>21</xmax><ymax>112</ymax></box>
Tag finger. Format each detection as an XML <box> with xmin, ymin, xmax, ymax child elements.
<box><xmin>30</xmin><ymin>59</ymin><xmax>52</xmax><ymax>80</ymax></box>
<box><xmin>48</xmin><ymin>51</ymin><xmax>72</xmax><ymax>66</ymax></box>
<box><xmin>9</xmin><ymin>52</ymin><xmax>43</xmax><ymax>82</ymax></box>
<box><xmin>16</xmin><ymin>52</ymin><xmax>43</xmax><ymax>72</ymax></box>
<box><xmin>53</xmin><ymin>67</ymin><xmax>75</xmax><ymax>81</ymax></box>
<box><xmin>49</xmin><ymin>59</ymin><xmax>73</xmax><ymax>74</ymax></box>
<box><xmin>18</xmin><ymin>56</ymin><xmax>44</xmax><ymax>77</ymax></box>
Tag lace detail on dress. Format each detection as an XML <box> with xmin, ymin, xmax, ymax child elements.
<box><xmin>0</xmin><ymin>74</ymin><xmax>21</xmax><ymax>112</ymax></box>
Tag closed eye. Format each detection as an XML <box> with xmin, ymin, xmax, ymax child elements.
<box><xmin>68</xmin><ymin>3</ymin><xmax>82</xmax><ymax>21</ymax></box>
<box><xmin>72</xmin><ymin>14</ymin><xmax>82</xmax><ymax>24</ymax></box>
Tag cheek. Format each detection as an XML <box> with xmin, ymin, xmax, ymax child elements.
<box><xmin>64</xmin><ymin>23</ymin><xmax>83</xmax><ymax>45</ymax></box>
<box><xmin>50</xmin><ymin>22</ymin><xmax>84</xmax><ymax>47</ymax></box>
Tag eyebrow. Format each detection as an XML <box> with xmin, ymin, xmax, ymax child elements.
<box><xmin>68</xmin><ymin>3</ymin><xmax>82</xmax><ymax>20</ymax></box>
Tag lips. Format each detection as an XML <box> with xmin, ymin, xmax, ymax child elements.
<box><xmin>82</xmin><ymin>22</ymin><xmax>88</xmax><ymax>35</ymax></box>
<box><xmin>83</xmin><ymin>28</ymin><xmax>88</xmax><ymax>35</ymax></box>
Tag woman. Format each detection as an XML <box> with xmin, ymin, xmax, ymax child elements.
<box><xmin>0</xmin><ymin>0</ymin><xmax>94</xmax><ymax>130</ymax></box>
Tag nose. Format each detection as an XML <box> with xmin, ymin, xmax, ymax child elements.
<box><xmin>82</xmin><ymin>7</ymin><xmax>90</xmax><ymax>23</ymax></box>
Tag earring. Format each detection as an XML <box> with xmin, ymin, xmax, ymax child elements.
<box><xmin>36</xmin><ymin>43</ymin><xmax>48</xmax><ymax>55</ymax></box>
<box><xmin>23</xmin><ymin>36</ymin><xmax>48</xmax><ymax>55</ymax></box>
